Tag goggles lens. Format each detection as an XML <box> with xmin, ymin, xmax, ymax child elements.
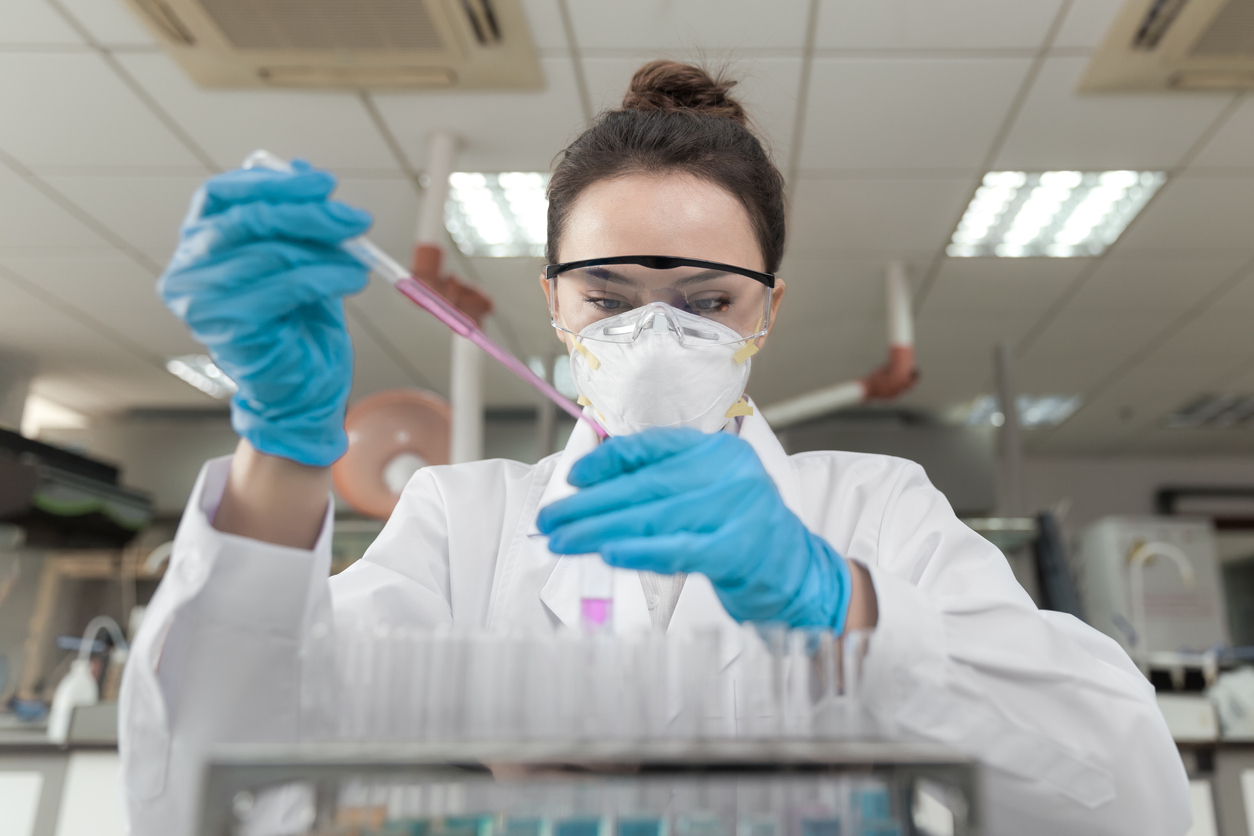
<box><xmin>549</xmin><ymin>261</ymin><xmax>771</xmax><ymax>342</ymax></box>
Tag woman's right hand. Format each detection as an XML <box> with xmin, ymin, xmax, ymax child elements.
<box><xmin>158</xmin><ymin>161</ymin><xmax>373</xmax><ymax>467</ymax></box>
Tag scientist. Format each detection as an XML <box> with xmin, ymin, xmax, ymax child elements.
<box><xmin>121</xmin><ymin>61</ymin><xmax>1189</xmax><ymax>835</ymax></box>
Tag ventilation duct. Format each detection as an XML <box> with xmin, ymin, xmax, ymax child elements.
<box><xmin>121</xmin><ymin>0</ymin><xmax>541</xmax><ymax>89</ymax></box>
<box><xmin>1081</xmin><ymin>0</ymin><xmax>1254</xmax><ymax>91</ymax></box>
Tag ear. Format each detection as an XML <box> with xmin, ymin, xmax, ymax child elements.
<box><xmin>755</xmin><ymin>278</ymin><xmax>786</xmax><ymax>348</ymax></box>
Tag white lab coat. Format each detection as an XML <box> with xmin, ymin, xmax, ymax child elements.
<box><xmin>119</xmin><ymin>408</ymin><xmax>1190</xmax><ymax>836</ymax></box>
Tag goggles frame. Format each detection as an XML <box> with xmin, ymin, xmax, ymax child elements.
<box><xmin>545</xmin><ymin>255</ymin><xmax>776</xmax><ymax>343</ymax></box>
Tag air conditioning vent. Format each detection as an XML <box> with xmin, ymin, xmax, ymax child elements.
<box><xmin>1133</xmin><ymin>0</ymin><xmax>1189</xmax><ymax>49</ymax></box>
<box><xmin>1165</xmin><ymin>394</ymin><xmax>1254</xmax><ymax>428</ymax></box>
<box><xmin>1190</xmin><ymin>0</ymin><xmax>1254</xmax><ymax>55</ymax></box>
<box><xmin>1082</xmin><ymin>0</ymin><xmax>1254</xmax><ymax>90</ymax></box>
<box><xmin>121</xmin><ymin>0</ymin><xmax>540</xmax><ymax>90</ymax></box>
<box><xmin>198</xmin><ymin>0</ymin><xmax>445</xmax><ymax>51</ymax></box>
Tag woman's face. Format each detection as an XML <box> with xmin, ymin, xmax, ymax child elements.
<box><xmin>541</xmin><ymin>173</ymin><xmax>786</xmax><ymax>349</ymax></box>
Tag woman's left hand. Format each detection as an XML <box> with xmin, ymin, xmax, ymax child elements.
<box><xmin>537</xmin><ymin>427</ymin><xmax>853</xmax><ymax>630</ymax></box>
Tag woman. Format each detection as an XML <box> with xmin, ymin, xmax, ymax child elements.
<box><xmin>121</xmin><ymin>62</ymin><xmax>1189</xmax><ymax>835</ymax></box>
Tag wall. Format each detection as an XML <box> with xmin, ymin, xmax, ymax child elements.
<box><xmin>1021</xmin><ymin>455</ymin><xmax>1254</xmax><ymax>537</ymax></box>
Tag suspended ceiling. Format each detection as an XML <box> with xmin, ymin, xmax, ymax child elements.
<box><xmin>1</xmin><ymin>0</ymin><xmax>1253</xmax><ymax>456</ymax></box>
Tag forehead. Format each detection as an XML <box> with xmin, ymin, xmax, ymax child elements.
<box><xmin>556</xmin><ymin>172</ymin><xmax>764</xmax><ymax>273</ymax></box>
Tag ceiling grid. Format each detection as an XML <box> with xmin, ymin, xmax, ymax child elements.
<box><xmin>0</xmin><ymin>0</ymin><xmax>1251</xmax><ymax>452</ymax></box>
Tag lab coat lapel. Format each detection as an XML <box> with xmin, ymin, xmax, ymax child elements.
<box><xmin>530</xmin><ymin>415</ymin><xmax>652</xmax><ymax>633</ymax></box>
<box><xmin>529</xmin><ymin>401</ymin><xmax>800</xmax><ymax>647</ymax></box>
<box><xmin>666</xmin><ymin>400</ymin><xmax>801</xmax><ymax>668</ymax></box>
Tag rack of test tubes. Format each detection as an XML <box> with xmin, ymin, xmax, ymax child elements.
<box><xmin>318</xmin><ymin>623</ymin><xmax>874</xmax><ymax>743</ymax></box>
<box><xmin>197</xmin><ymin>739</ymin><xmax>980</xmax><ymax>836</ymax></box>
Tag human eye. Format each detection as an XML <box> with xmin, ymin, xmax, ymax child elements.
<box><xmin>688</xmin><ymin>294</ymin><xmax>733</xmax><ymax>314</ymax></box>
<box><xmin>585</xmin><ymin>295</ymin><xmax>628</xmax><ymax>313</ymax></box>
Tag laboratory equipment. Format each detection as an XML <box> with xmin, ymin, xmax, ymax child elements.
<box><xmin>241</xmin><ymin>151</ymin><xmax>607</xmax><ymax>441</ymax></box>
<box><xmin>579</xmin><ymin>558</ymin><xmax>614</xmax><ymax>631</ymax></box>
<box><xmin>47</xmin><ymin>615</ymin><xmax>128</xmax><ymax>743</ymax></box>
<box><xmin>1076</xmin><ymin>517</ymin><xmax>1229</xmax><ymax>662</ymax></box>
<box><xmin>321</xmin><ymin>623</ymin><xmax>870</xmax><ymax>745</ymax></box>
<box><xmin>332</xmin><ymin>389</ymin><xmax>452</xmax><ymax>519</ymax></box>
<box><xmin>197</xmin><ymin>739</ymin><xmax>979</xmax><ymax>836</ymax></box>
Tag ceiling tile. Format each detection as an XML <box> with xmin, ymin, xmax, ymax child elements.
<box><xmin>116</xmin><ymin>53</ymin><xmax>401</xmax><ymax>172</ymax></box>
<box><xmin>0</xmin><ymin>165</ymin><xmax>111</xmax><ymax>249</ymax></box>
<box><xmin>0</xmin><ymin>53</ymin><xmax>202</xmax><ymax>168</ymax></box>
<box><xmin>1053</xmin><ymin>0</ymin><xmax>1125</xmax><ymax>49</ymax></box>
<box><xmin>815</xmin><ymin>0</ymin><xmax>1064</xmax><ymax>50</ymax></box>
<box><xmin>42</xmin><ymin>173</ymin><xmax>203</xmax><ymax>258</ymax></box>
<box><xmin>0</xmin><ymin>255</ymin><xmax>193</xmax><ymax>357</ymax></box>
<box><xmin>1152</xmin><ymin>309</ymin><xmax>1254</xmax><ymax>361</ymax></box>
<box><xmin>371</xmin><ymin>57</ymin><xmax>584</xmax><ymax>173</ymax></box>
<box><xmin>1020</xmin><ymin>309</ymin><xmax>1174</xmax><ymax>363</ymax></box>
<box><xmin>915</xmin><ymin>311</ymin><xmax>1037</xmax><ymax>359</ymax></box>
<box><xmin>1221</xmin><ymin>362</ymin><xmax>1254</xmax><ymax>392</ymax></box>
<box><xmin>0</xmin><ymin>0</ymin><xmax>83</xmax><ymax>44</ymax></box>
<box><xmin>582</xmin><ymin>55</ymin><xmax>802</xmax><ymax>161</ymax></box>
<box><xmin>895</xmin><ymin>360</ymin><xmax>988</xmax><ymax>411</ymax></box>
<box><xmin>800</xmin><ymin>58</ymin><xmax>1031</xmax><ymax>171</ymax></box>
<box><xmin>332</xmin><ymin>176</ymin><xmax>422</xmax><ymax>262</ymax></box>
<box><xmin>1190</xmin><ymin>97</ymin><xmax>1254</xmax><ymax>170</ymax></box>
<box><xmin>789</xmin><ymin>178</ymin><xmax>973</xmax><ymax>254</ymax></box>
<box><xmin>775</xmin><ymin>255</ymin><xmax>933</xmax><ymax>324</ymax></box>
<box><xmin>1066</xmin><ymin>255</ymin><xmax>1248</xmax><ymax>313</ymax></box>
<box><xmin>518</xmin><ymin>0</ymin><xmax>568</xmax><ymax>51</ymax></box>
<box><xmin>1213</xmin><ymin>269</ymin><xmax>1254</xmax><ymax>311</ymax></box>
<box><xmin>924</xmin><ymin>258</ymin><xmax>1085</xmax><ymax>315</ymax></box>
<box><xmin>0</xmin><ymin>268</ymin><xmax>164</xmax><ymax>407</ymax></box>
<box><xmin>1014</xmin><ymin>351</ymin><xmax>1118</xmax><ymax>394</ymax></box>
<box><xmin>994</xmin><ymin>57</ymin><xmax>1233</xmax><ymax>171</ymax></box>
<box><xmin>1114</xmin><ymin>175</ymin><xmax>1254</xmax><ymax>253</ymax></box>
<box><xmin>58</xmin><ymin>0</ymin><xmax>155</xmax><ymax>45</ymax></box>
<box><xmin>569</xmin><ymin>0</ymin><xmax>809</xmax><ymax>51</ymax></box>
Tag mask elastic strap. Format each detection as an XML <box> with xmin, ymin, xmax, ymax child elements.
<box><xmin>733</xmin><ymin>343</ymin><xmax>759</xmax><ymax>364</ymax></box>
<box><xmin>572</xmin><ymin>340</ymin><xmax>601</xmax><ymax>370</ymax></box>
<box><xmin>725</xmin><ymin>398</ymin><xmax>754</xmax><ymax>418</ymax></box>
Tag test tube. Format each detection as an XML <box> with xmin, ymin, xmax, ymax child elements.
<box><xmin>580</xmin><ymin>557</ymin><xmax>615</xmax><ymax>632</ymax></box>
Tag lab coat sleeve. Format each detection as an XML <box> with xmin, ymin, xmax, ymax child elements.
<box><xmin>118</xmin><ymin>455</ymin><xmax>336</xmax><ymax>836</ymax></box>
<box><xmin>859</xmin><ymin>461</ymin><xmax>1190</xmax><ymax>836</ymax></box>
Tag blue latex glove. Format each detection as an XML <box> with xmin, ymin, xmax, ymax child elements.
<box><xmin>537</xmin><ymin>428</ymin><xmax>853</xmax><ymax>630</ymax></box>
<box><xmin>158</xmin><ymin>161</ymin><xmax>373</xmax><ymax>466</ymax></box>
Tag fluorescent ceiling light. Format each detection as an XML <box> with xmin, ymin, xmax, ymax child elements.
<box><xmin>21</xmin><ymin>394</ymin><xmax>87</xmax><ymax>438</ymax></box>
<box><xmin>446</xmin><ymin>172</ymin><xmax>549</xmax><ymax>258</ymax></box>
<box><xmin>1165</xmin><ymin>393</ymin><xmax>1254</xmax><ymax>428</ymax></box>
<box><xmin>947</xmin><ymin>171</ymin><xmax>1166</xmax><ymax>258</ymax></box>
<box><xmin>965</xmin><ymin>394</ymin><xmax>1083</xmax><ymax>429</ymax></box>
<box><xmin>167</xmin><ymin>355</ymin><xmax>237</xmax><ymax>399</ymax></box>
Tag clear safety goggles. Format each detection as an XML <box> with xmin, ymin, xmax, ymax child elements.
<box><xmin>545</xmin><ymin>255</ymin><xmax>775</xmax><ymax>345</ymax></box>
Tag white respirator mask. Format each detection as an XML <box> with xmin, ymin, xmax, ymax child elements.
<box><xmin>568</xmin><ymin>303</ymin><xmax>757</xmax><ymax>436</ymax></box>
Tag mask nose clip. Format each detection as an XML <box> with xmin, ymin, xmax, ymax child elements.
<box><xmin>629</xmin><ymin>302</ymin><xmax>688</xmax><ymax>343</ymax></box>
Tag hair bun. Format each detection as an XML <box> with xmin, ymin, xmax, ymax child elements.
<box><xmin>621</xmin><ymin>60</ymin><xmax>747</xmax><ymax>127</ymax></box>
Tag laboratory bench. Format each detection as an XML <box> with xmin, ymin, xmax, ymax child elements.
<box><xmin>0</xmin><ymin>703</ymin><xmax>125</xmax><ymax>836</ymax></box>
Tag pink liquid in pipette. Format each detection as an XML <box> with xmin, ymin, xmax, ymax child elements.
<box><xmin>580</xmin><ymin>598</ymin><xmax>613</xmax><ymax>630</ymax></box>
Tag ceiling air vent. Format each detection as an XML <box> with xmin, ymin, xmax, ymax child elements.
<box><xmin>1081</xmin><ymin>0</ymin><xmax>1254</xmax><ymax>91</ymax></box>
<box><xmin>120</xmin><ymin>0</ymin><xmax>540</xmax><ymax>90</ymax></box>
<box><xmin>1165</xmin><ymin>393</ymin><xmax>1254</xmax><ymax>428</ymax></box>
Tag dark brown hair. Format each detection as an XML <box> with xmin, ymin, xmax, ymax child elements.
<box><xmin>546</xmin><ymin>60</ymin><xmax>787</xmax><ymax>272</ymax></box>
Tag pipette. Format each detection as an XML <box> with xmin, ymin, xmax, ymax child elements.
<box><xmin>241</xmin><ymin>150</ymin><xmax>608</xmax><ymax>440</ymax></box>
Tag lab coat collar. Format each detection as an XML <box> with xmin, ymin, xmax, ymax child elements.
<box><xmin>532</xmin><ymin>400</ymin><xmax>798</xmax><ymax>668</ymax></box>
